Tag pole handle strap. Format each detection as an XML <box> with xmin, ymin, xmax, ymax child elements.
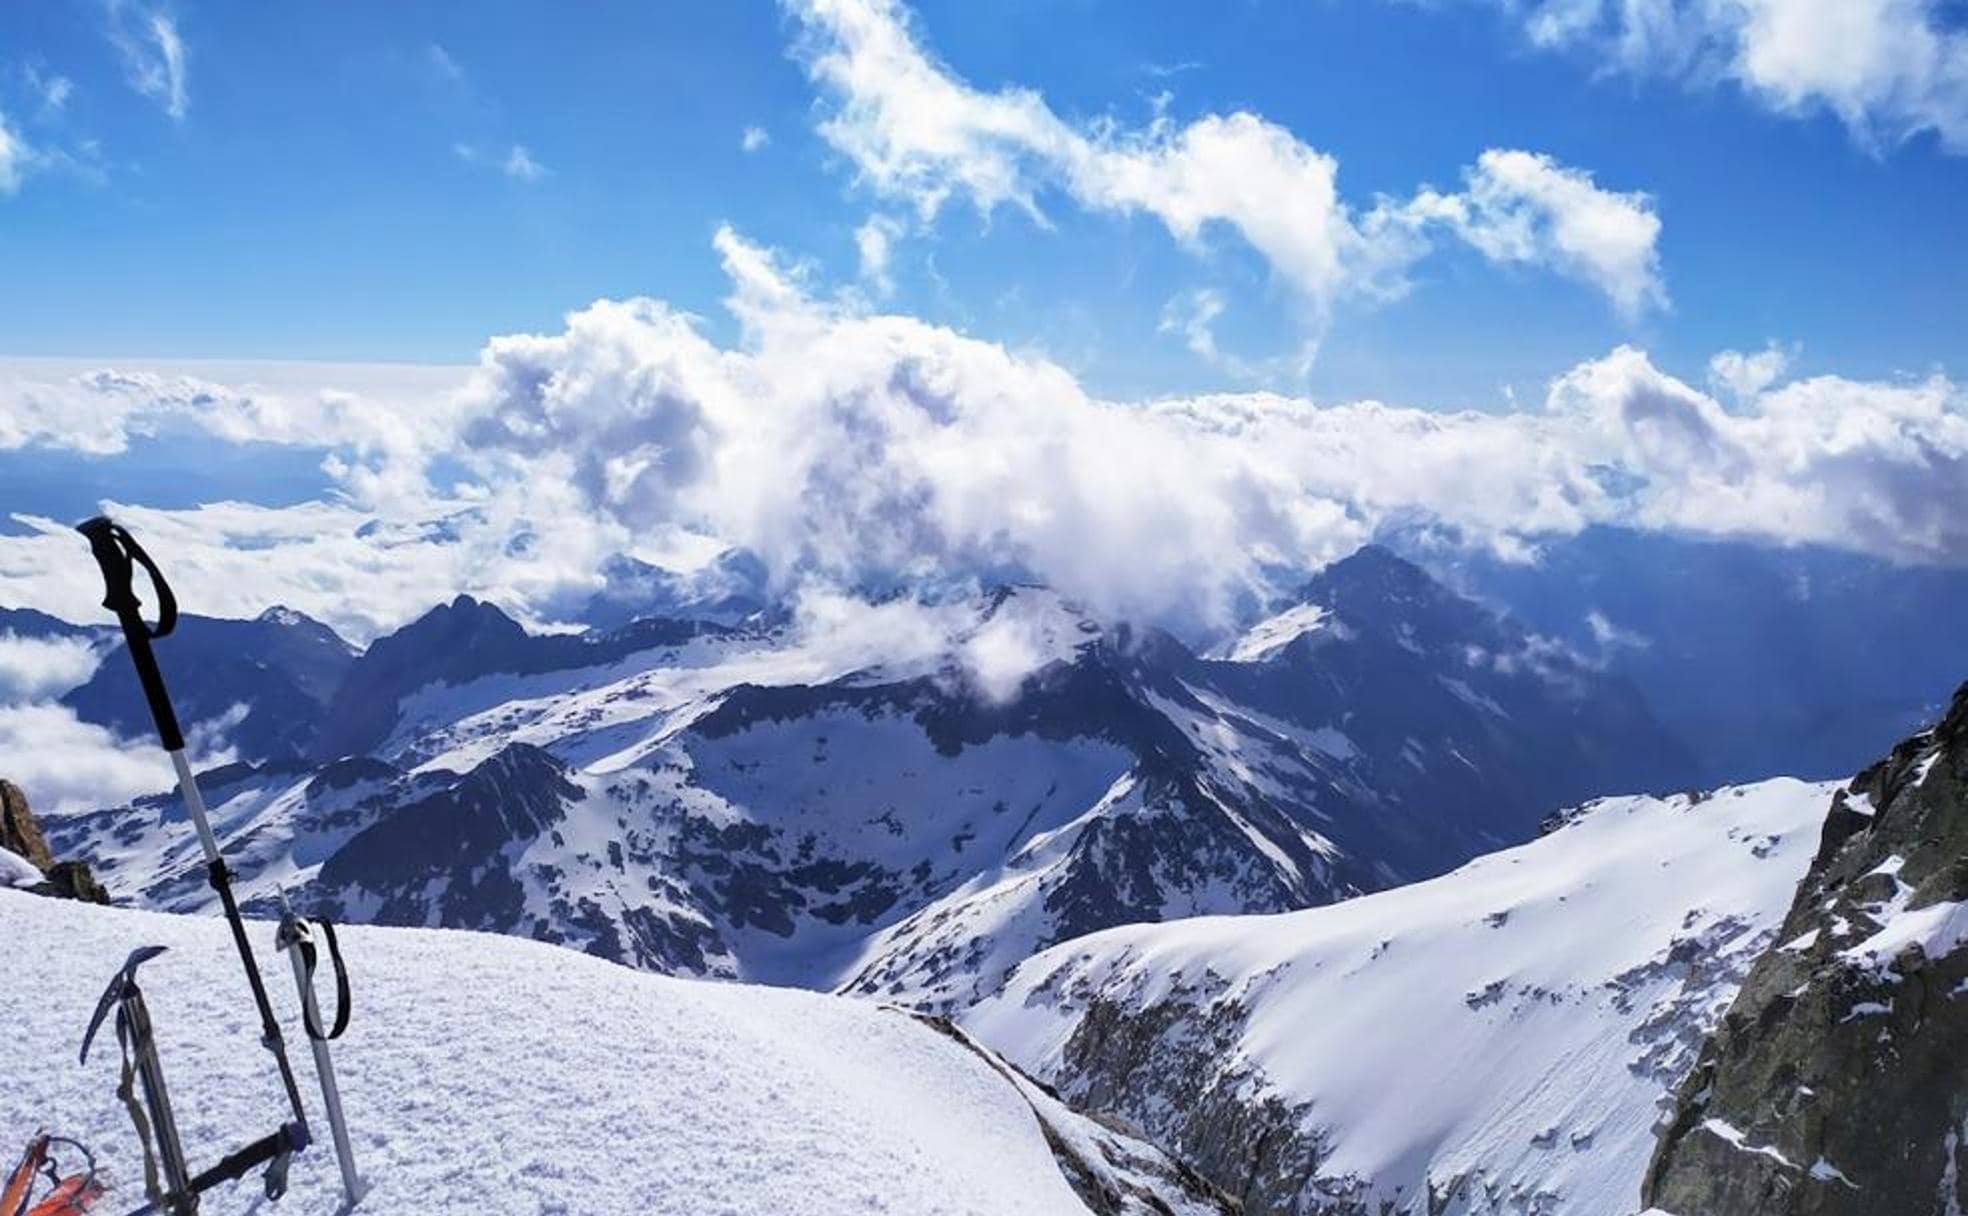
<box><xmin>75</xmin><ymin>518</ymin><xmax>177</xmax><ymax>641</ymax></box>
<box><xmin>282</xmin><ymin>917</ymin><xmax>353</xmax><ymax>1041</ymax></box>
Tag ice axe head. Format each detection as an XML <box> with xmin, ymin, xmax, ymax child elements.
<box><xmin>79</xmin><ymin>945</ymin><xmax>168</xmax><ymax>1066</ymax></box>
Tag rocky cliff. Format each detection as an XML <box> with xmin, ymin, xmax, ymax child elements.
<box><xmin>1643</xmin><ymin>681</ymin><xmax>1968</xmax><ymax>1215</ymax></box>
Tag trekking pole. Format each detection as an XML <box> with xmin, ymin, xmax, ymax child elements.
<box><xmin>75</xmin><ymin>518</ymin><xmax>311</xmax><ymax>1197</ymax></box>
<box><xmin>275</xmin><ymin>890</ymin><xmax>367</xmax><ymax>1209</ymax></box>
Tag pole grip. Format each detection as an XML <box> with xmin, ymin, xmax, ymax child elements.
<box><xmin>76</xmin><ymin>516</ymin><xmax>184</xmax><ymax>751</ymax></box>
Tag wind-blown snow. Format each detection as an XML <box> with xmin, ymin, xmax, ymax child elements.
<box><xmin>966</xmin><ymin>777</ymin><xmax>1841</xmax><ymax>1214</ymax></box>
<box><xmin>1221</xmin><ymin>603</ymin><xmax>1330</xmax><ymax>663</ymax></box>
<box><xmin>0</xmin><ymin>890</ymin><xmax>1107</xmax><ymax>1214</ymax></box>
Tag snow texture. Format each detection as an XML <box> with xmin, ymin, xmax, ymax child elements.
<box><xmin>0</xmin><ymin>889</ymin><xmax>1112</xmax><ymax>1215</ymax></box>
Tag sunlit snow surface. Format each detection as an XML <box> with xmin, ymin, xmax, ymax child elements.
<box><xmin>0</xmin><ymin>889</ymin><xmax>1107</xmax><ymax>1215</ymax></box>
<box><xmin>966</xmin><ymin>777</ymin><xmax>1842</xmax><ymax>1215</ymax></box>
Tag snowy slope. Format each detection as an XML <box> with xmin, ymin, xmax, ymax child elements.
<box><xmin>0</xmin><ymin>889</ymin><xmax>1226</xmax><ymax>1215</ymax></box>
<box><xmin>964</xmin><ymin>778</ymin><xmax>1842</xmax><ymax>1216</ymax></box>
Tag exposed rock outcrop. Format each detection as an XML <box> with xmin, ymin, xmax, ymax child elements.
<box><xmin>1</xmin><ymin>778</ymin><xmax>55</xmax><ymax>872</ymax></box>
<box><xmin>1</xmin><ymin>779</ymin><xmax>110</xmax><ymax>903</ymax></box>
<box><xmin>1643</xmin><ymin>681</ymin><xmax>1968</xmax><ymax>1215</ymax></box>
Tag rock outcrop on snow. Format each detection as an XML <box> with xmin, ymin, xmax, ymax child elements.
<box><xmin>1642</xmin><ymin>681</ymin><xmax>1968</xmax><ymax>1216</ymax></box>
<box><xmin>1</xmin><ymin>777</ymin><xmax>109</xmax><ymax>903</ymax></box>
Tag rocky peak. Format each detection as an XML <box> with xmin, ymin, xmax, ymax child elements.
<box><xmin>1642</xmin><ymin>678</ymin><xmax>1968</xmax><ymax>1215</ymax></box>
<box><xmin>1295</xmin><ymin>543</ymin><xmax>1509</xmax><ymax>661</ymax></box>
<box><xmin>1</xmin><ymin>779</ymin><xmax>54</xmax><ymax>872</ymax></box>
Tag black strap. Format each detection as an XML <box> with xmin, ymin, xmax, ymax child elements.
<box><xmin>298</xmin><ymin>919</ymin><xmax>352</xmax><ymax>1041</ymax></box>
<box><xmin>75</xmin><ymin>517</ymin><xmax>183</xmax><ymax>750</ymax></box>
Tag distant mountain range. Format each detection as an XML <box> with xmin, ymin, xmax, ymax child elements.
<box><xmin>39</xmin><ymin>546</ymin><xmax>1686</xmax><ymax>1008</ymax></box>
<box><xmin>1410</xmin><ymin>526</ymin><xmax>1968</xmax><ymax>783</ymax></box>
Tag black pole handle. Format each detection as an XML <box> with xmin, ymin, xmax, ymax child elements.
<box><xmin>75</xmin><ymin>517</ymin><xmax>184</xmax><ymax>751</ymax></box>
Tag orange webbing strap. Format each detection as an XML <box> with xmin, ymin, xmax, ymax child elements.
<box><xmin>24</xmin><ymin>1174</ymin><xmax>106</xmax><ymax>1216</ymax></box>
<box><xmin>3</xmin><ymin>1136</ymin><xmax>49</xmax><ymax>1216</ymax></box>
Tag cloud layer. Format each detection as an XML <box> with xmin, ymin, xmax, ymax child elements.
<box><xmin>0</xmin><ymin>229</ymin><xmax>1961</xmax><ymax>648</ymax></box>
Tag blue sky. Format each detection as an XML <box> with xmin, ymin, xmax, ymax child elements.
<box><xmin>2</xmin><ymin>0</ymin><xmax>1963</xmax><ymax>409</ymax></box>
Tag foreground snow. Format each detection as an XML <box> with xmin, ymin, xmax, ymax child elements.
<box><xmin>0</xmin><ymin>889</ymin><xmax>1212</xmax><ymax>1215</ymax></box>
<box><xmin>965</xmin><ymin>777</ymin><xmax>1841</xmax><ymax>1215</ymax></box>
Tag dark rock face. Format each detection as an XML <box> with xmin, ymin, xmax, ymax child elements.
<box><xmin>317</xmin><ymin>743</ymin><xmax>581</xmax><ymax>931</ymax></box>
<box><xmin>1643</xmin><ymin>681</ymin><xmax>1968</xmax><ymax>1216</ymax></box>
<box><xmin>63</xmin><ymin>607</ymin><xmax>356</xmax><ymax>762</ymax></box>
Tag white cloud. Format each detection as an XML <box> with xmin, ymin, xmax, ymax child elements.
<box><xmin>0</xmin><ymin>112</ymin><xmax>24</xmax><ymax>195</ymax></box>
<box><xmin>787</xmin><ymin>0</ymin><xmax>1664</xmax><ymax>324</ymax></box>
<box><xmin>1503</xmin><ymin>0</ymin><xmax>1968</xmax><ymax>153</ymax></box>
<box><xmin>503</xmin><ymin>144</ymin><xmax>549</xmax><ymax>181</ymax></box>
<box><xmin>742</xmin><ymin>125</ymin><xmax>771</xmax><ymax>152</ymax></box>
<box><xmin>0</xmin><ymin>232</ymin><xmax>1960</xmax><ymax>647</ymax></box>
<box><xmin>106</xmin><ymin>0</ymin><xmax>188</xmax><ymax>122</ymax></box>
<box><xmin>1404</xmin><ymin>149</ymin><xmax>1667</xmax><ymax>317</ymax></box>
<box><xmin>0</xmin><ymin>701</ymin><xmax>244</xmax><ymax>815</ymax></box>
<box><xmin>854</xmin><ymin>214</ymin><xmax>904</xmax><ymax>295</ymax></box>
<box><xmin>1708</xmin><ymin>343</ymin><xmax>1792</xmax><ymax>400</ymax></box>
<box><xmin>0</xmin><ymin>634</ymin><xmax>101</xmax><ymax>703</ymax></box>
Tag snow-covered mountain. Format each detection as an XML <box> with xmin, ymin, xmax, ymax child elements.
<box><xmin>42</xmin><ymin>548</ymin><xmax>1691</xmax><ymax>1010</ymax></box>
<box><xmin>0</xmin><ymin>888</ymin><xmax>1228</xmax><ymax>1215</ymax></box>
<box><xmin>962</xmin><ymin>775</ymin><xmax>1844</xmax><ymax>1215</ymax></box>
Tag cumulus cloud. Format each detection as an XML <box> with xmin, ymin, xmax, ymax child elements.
<box><xmin>0</xmin><ymin>700</ymin><xmax>246</xmax><ymax>814</ymax></box>
<box><xmin>105</xmin><ymin>0</ymin><xmax>188</xmax><ymax>122</ymax></box>
<box><xmin>1</xmin><ymin>230</ymin><xmax>1961</xmax><ymax>647</ymax></box>
<box><xmin>437</xmin><ymin>229</ymin><xmax>1962</xmax><ymax>629</ymax></box>
<box><xmin>786</xmin><ymin>0</ymin><xmax>1665</xmax><ymax>323</ymax></box>
<box><xmin>1501</xmin><ymin>0</ymin><xmax>1968</xmax><ymax>153</ymax></box>
<box><xmin>1404</xmin><ymin>149</ymin><xmax>1667</xmax><ymax>316</ymax></box>
<box><xmin>742</xmin><ymin>125</ymin><xmax>771</xmax><ymax>153</ymax></box>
